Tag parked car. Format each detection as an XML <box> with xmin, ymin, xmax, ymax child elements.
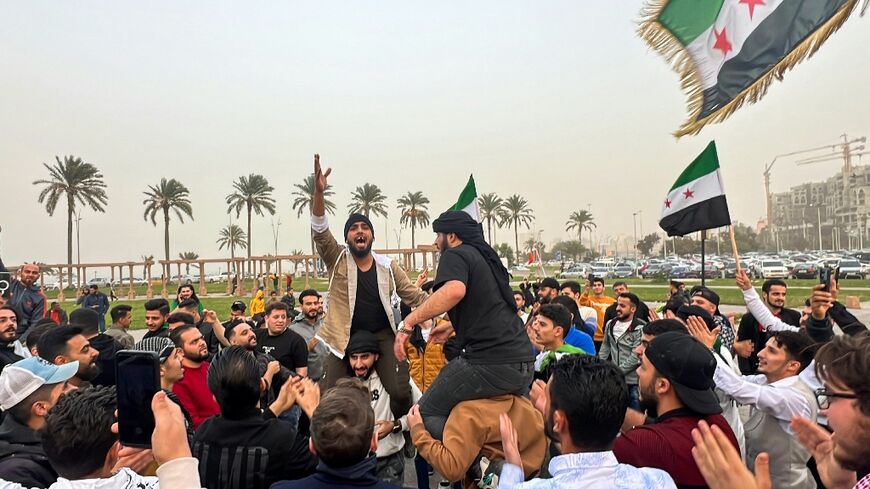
<box><xmin>558</xmin><ymin>265</ymin><xmax>589</xmax><ymax>279</ymax></box>
<box><xmin>837</xmin><ymin>259</ymin><xmax>865</xmax><ymax>279</ymax></box>
<box><xmin>87</xmin><ymin>277</ymin><xmax>112</xmax><ymax>288</ymax></box>
<box><xmin>790</xmin><ymin>262</ymin><xmax>819</xmax><ymax>279</ymax></box>
<box><xmin>669</xmin><ymin>266</ymin><xmax>691</xmax><ymax>279</ymax></box>
<box><xmin>589</xmin><ymin>266</ymin><xmax>610</xmax><ymax>279</ymax></box>
<box><xmin>752</xmin><ymin>260</ymin><xmax>789</xmax><ymax>279</ymax></box>
<box><xmin>640</xmin><ymin>263</ymin><xmax>664</xmax><ymax>278</ymax></box>
<box><xmin>205</xmin><ymin>272</ymin><xmax>229</xmax><ymax>283</ymax></box>
<box><xmin>723</xmin><ymin>261</ymin><xmax>749</xmax><ymax>278</ymax></box>
<box><xmin>612</xmin><ymin>264</ymin><xmax>635</xmax><ymax>278</ymax></box>
<box><xmin>112</xmin><ymin>277</ymin><xmax>149</xmax><ymax>287</ymax></box>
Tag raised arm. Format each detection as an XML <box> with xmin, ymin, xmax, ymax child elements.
<box><xmin>312</xmin><ymin>154</ymin><xmax>331</xmax><ymax>218</ymax></box>
<box><xmin>736</xmin><ymin>269</ymin><xmax>798</xmax><ymax>333</ymax></box>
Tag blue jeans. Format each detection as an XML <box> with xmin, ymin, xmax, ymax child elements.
<box><xmin>418</xmin><ymin>357</ymin><xmax>533</xmax><ymax>440</ymax></box>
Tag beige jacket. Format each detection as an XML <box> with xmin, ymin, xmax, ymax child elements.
<box><xmin>312</xmin><ymin>215</ymin><xmax>426</xmax><ymax>357</ymax></box>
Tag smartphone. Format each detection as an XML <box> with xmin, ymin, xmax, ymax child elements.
<box><xmin>819</xmin><ymin>267</ymin><xmax>833</xmax><ymax>292</ymax></box>
<box><xmin>115</xmin><ymin>351</ymin><xmax>161</xmax><ymax>448</ymax></box>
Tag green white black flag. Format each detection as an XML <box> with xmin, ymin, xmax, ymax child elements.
<box><xmin>450</xmin><ymin>175</ymin><xmax>481</xmax><ymax>222</ymax></box>
<box><xmin>660</xmin><ymin>141</ymin><xmax>731</xmax><ymax>237</ymax></box>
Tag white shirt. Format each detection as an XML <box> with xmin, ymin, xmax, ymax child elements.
<box><xmin>577</xmin><ymin>305</ymin><xmax>598</xmax><ymax>323</ymax></box>
<box><xmin>713</xmin><ymin>363</ymin><xmax>814</xmax><ymax>434</ymax></box>
<box><xmin>612</xmin><ymin>319</ymin><xmax>631</xmax><ymax>339</ymax></box>
<box><xmin>361</xmin><ymin>370</ymin><xmax>423</xmax><ymax>458</ymax></box>
<box><xmin>500</xmin><ymin>451</ymin><xmax>676</xmax><ymax>489</ymax></box>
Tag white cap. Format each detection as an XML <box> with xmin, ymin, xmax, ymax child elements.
<box><xmin>0</xmin><ymin>357</ymin><xmax>79</xmax><ymax>410</ymax></box>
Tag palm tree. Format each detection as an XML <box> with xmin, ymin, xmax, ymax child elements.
<box><xmin>226</xmin><ymin>174</ymin><xmax>276</xmax><ymax>263</ymax></box>
<box><xmin>348</xmin><ymin>183</ymin><xmax>388</xmax><ymax>218</ymax></box>
<box><xmin>216</xmin><ymin>224</ymin><xmax>247</xmax><ymax>273</ymax></box>
<box><xmin>478</xmin><ymin>193</ymin><xmax>504</xmax><ymax>244</ymax></box>
<box><xmin>565</xmin><ymin>210</ymin><xmax>596</xmax><ymax>258</ymax></box>
<box><xmin>502</xmin><ymin>194</ymin><xmax>534</xmax><ymax>263</ymax></box>
<box><xmin>142</xmin><ymin>178</ymin><xmax>194</xmax><ymax>262</ymax></box>
<box><xmin>291</xmin><ymin>174</ymin><xmax>337</xmax><ymax>256</ymax></box>
<box><xmin>33</xmin><ymin>155</ymin><xmax>108</xmax><ymax>275</ymax></box>
<box><xmin>178</xmin><ymin>251</ymin><xmax>199</xmax><ymax>274</ymax></box>
<box><xmin>397</xmin><ymin>191</ymin><xmax>430</xmax><ymax>267</ymax></box>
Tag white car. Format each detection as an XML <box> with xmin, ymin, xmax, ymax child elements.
<box><xmin>205</xmin><ymin>272</ymin><xmax>229</xmax><ymax>283</ymax></box>
<box><xmin>752</xmin><ymin>260</ymin><xmax>789</xmax><ymax>279</ymax></box>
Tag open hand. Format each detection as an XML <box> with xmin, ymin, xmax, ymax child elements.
<box><xmin>791</xmin><ymin>416</ymin><xmax>856</xmax><ymax>488</ymax></box>
<box><xmin>499</xmin><ymin>413</ymin><xmax>523</xmax><ymax>468</ymax></box>
<box><xmin>692</xmin><ymin>420</ymin><xmax>771</xmax><ymax>489</ymax></box>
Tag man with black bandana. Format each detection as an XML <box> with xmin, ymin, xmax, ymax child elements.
<box><xmin>309</xmin><ymin>154</ymin><xmax>427</xmax><ymax>421</ymax></box>
<box><xmin>396</xmin><ymin>210</ymin><xmax>534</xmax><ymax>440</ymax></box>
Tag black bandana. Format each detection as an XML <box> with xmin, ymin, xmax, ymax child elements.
<box><xmin>432</xmin><ymin>210</ymin><xmax>516</xmax><ymax>311</ymax></box>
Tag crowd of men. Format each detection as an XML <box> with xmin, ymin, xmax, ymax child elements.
<box><xmin>0</xmin><ymin>156</ymin><xmax>868</xmax><ymax>489</ymax></box>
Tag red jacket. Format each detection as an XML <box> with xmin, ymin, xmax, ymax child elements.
<box><xmin>172</xmin><ymin>361</ymin><xmax>220</xmax><ymax>429</ymax></box>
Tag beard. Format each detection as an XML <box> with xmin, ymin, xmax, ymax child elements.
<box><xmin>638</xmin><ymin>382</ymin><xmax>659</xmax><ymax>415</ymax></box>
<box><xmin>78</xmin><ymin>362</ymin><xmax>102</xmax><ymax>382</ymax></box>
<box><xmin>347</xmin><ymin>239</ymin><xmax>373</xmax><ymax>259</ymax></box>
<box><xmin>186</xmin><ymin>349</ymin><xmax>210</xmax><ymax>362</ymax></box>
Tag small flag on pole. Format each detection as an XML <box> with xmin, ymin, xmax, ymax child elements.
<box><xmin>450</xmin><ymin>175</ymin><xmax>481</xmax><ymax>222</ymax></box>
<box><xmin>638</xmin><ymin>0</ymin><xmax>864</xmax><ymax>137</ymax></box>
<box><xmin>659</xmin><ymin>141</ymin><xmax>731</xmax><ymax>237</ymax></box>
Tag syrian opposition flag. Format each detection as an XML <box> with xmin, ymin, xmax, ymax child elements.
<box><xmin>639</xmin><ymin>0</ymin><xmax>863</xmax><ymax>137</ymax></box>
<box><xmin>660</xmin><ymin>141</ymin><xmax>731</xmax><ymax>236</ymax></box>
<box><xmin>450</xmin><ymin>175</ymin><xmax>481</xmax><ymax>222</ymax></box>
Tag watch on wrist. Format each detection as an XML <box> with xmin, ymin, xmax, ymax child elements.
<box><xmin>391</xmin><ymin>420</ymin><xmax>402</xmax><ymax>434</ymax></box>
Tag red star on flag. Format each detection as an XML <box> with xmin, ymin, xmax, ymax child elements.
<box><xmin>683</xmin><ymin>188</ymin><xmax>695</xmax><ymax>199</ymax></box>
<box><xmin>713</xmin><ymin>28</ymin><xmax>732</xmax><ymax>56</ymax></box>
<box><xmin>739</xmin><ymin>0</ymin><xmax>765</xmax><ymax>19</ymax></box>
<box><xmin>665</xmin><ymin>198</ymin><xmax>672</xmax><ymax>209</ymax></box>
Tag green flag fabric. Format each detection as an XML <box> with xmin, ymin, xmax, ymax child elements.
<box><xmin>660</xmin><ymin>141</ymin><xmax>731</xmax><ymax>236</ymax></box>
<box><xmin>450</xmin><ymin>175</ymin><xmax>481</xmax><ymax>222</ymax></box>
<box><xmin>639</xmin><ymin>0</ymin><xmax>862</xmax><ymax>137</ymax></box>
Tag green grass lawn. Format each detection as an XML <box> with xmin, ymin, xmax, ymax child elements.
<box><xmin>54</xmin><ymin>270</ymin><xmax>870</xmax><ymax>328</ymax></box>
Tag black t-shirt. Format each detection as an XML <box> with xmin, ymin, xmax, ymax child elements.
<box><xmin>255</xmin><ymin>328</ymin><xmax>308</xmax><ymax>373</ymax></box>
<box><xmin>351</xmin><ymin>265</ymin><xmax>391</xmax><ymax>333</ymax></box>
<box><xmin>737</xmin><ymin>308</ymin><xmax>802</xmax><ymax>374</ymax></box>
<box><xmin>434</xmin><ymin>245</ymin><xmax>533</xmax><ymax>364</ymax></box>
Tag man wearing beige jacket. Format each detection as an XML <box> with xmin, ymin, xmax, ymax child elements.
<box><xmin>311</xmin><ymin>154</ymin><xmax>426</xmax><ymax>420</ymax></box>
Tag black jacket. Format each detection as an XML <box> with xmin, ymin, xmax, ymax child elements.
<box><xmin>806</xmin><ymin>301</ymin><xmax>867</xmax><ymax>343</ymax></box>
<box><xmin>192</xmin><ymin>408</ymin><xmax>316</xmax><ymax>489</ymax></box>
<box><xmin>89</xmin><ymin>333</ymin><xmax>123</xmax><ymax>387</ymax></box>
<box><xmin>737</xmin><ymin>307</ymin><xmax>801</xmax><ymax>374</ymax></box>
<box><xmin>0</xmin><ymin>416</ymin><xmax>56</xmax><ymax>488</ymax></box>
<box><xmin>272</xmin><ymin>455</ymin><xmax>403</xmax><ymax>489</ymax></box>
<box><xmin>0</xmin><ymin>344</ymin><xmax>23</xmax><ymax>372</ymax></box>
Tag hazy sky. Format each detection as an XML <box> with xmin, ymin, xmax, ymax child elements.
<box><xmin>2</xmin><ymin>1</ymin><xmax>868</xmax><ymax>268</ymax></box>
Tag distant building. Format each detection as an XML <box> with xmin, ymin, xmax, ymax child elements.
<box><xmin>770</xmin><ymin>165</ymin><xmax>870</xmax><ymax>250</ymax></box>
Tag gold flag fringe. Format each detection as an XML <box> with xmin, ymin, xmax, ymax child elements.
<box><xmin>638</xmin><ymin>0</ymin><xmax>862</xmax><ymax>138</ymax></box>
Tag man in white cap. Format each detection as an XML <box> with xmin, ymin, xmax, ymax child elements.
<box><xmin>0</xmin><ymin>357</ymin><xmax>77</xmax><ymax>488</ymax></box>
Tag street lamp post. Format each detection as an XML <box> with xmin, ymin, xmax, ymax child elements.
<box><xmin>632</xmin><ymin>213</ymin><xmax>638</xmax><ymax>262</ymax></box>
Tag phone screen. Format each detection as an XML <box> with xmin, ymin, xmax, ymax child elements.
<box><xmin>116</xmin><ymin>351</ymin><xmax>160</xmax><ymax>448</ymax></box>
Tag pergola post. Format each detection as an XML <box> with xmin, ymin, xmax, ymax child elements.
<box><xmin>198</xmin><ymin>261</ymin><xmax>207</xmax><ymax>296</ymax></box>
<box><xmin>127</xmin><ymin>264</ymin><xmax>136</xmax><ymax>299</ymax></box>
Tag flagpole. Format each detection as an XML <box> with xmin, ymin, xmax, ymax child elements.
<box><xmin>700</xmin><ymin>230</ymin><xmax>707</xmax><ymax>287</ymax></box>
<box><xmin>729</xmin><ymin>225</ymin><xmax>741</xmax><ymax>272</ymax></box>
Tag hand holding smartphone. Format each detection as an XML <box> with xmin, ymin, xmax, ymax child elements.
<box><xmin>116</xmin><ymin>351</ymin><xmax>161</xmax><ymax>448</ymax></box>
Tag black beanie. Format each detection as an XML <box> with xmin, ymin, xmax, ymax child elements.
<box><xmin>344</xmin><ymin>213</ymin><xmax>374</xmax><ymax>240</ymax></box>
<box><xmin>344</xmin><ymin>330</ymin><xmax>380</xmax><ymax>358</ymax></box>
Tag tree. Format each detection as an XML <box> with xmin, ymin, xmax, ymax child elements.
<box><xmin>565</xmin><ymin>210</ymin><xmax>596</xmax><ymax>257</ymax></box>
<box><xmin>636</xmin><ymin>233</ymin><xmax>661</xmax><ymax>257</ymax></box>
<box><xmin>178</xmin><ymin>251</ymin><xmax>199</xmax><ymax>275</ymax></box>
<box><xmin>397</xmin><ymin>191</ymin><xmax>430</xmax><ymax>267</ymax></box>
<box><xmin>494</xmin><ymin>243</ymin><xmax>516</xmax><ymax>267</ymax></box>
<box><xmin>142</xmin><ymin>178</ymin><xmax>194</xmax><ymax>262</ymax></box>
<box><xmin>348</xmin><ymin>183</ymin><xmax>388</xmax><ymax>219</ymax></box>
<box><xmin>478</xmin><ymin>193</ymin><xmax>504</xmax><ymax>244</ymax></box>
<box><xmin>226</xmin><ymin>174</ymin><xmax>276</xmax><ymax>262</ymax></box>
<box><xmin>33</xmin><ymin>155</ymin><xmax>108</xmax><ymax>274</ymax></box>
<box><xmin>717</xmin><ymin>222</ymin><xmax>761</xmax><ymax>254</ymax></box>
<box><xmin>551</xmin><ymin>239</ymin><xmax>586</xmax><ymax>261</ymax></box>
<box><xmin>216</xmin><ymin>224</ymin><xmax>247</xmax><ymax>268</ymax></box>
<box><xmin>501</xmin><ymin>195</ymin><xmax>534</xmax><ymax>263</ymax></box>
<box><xmin>291</xmin><ymin>174</ymin><xmax>337</xmax><ymax>258</ymax></box>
